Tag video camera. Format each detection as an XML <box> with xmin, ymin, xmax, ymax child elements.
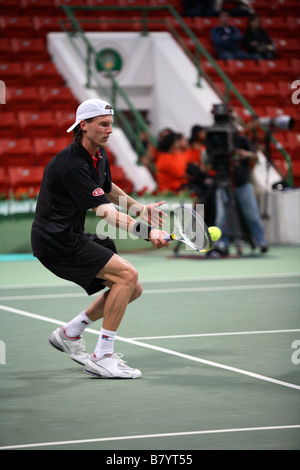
<box><xmin>205</xmin><ymin>103</ymin><xmax>235</xmax><ymax>180</ymax></box>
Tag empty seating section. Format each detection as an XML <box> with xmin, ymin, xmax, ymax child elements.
<box><xmin>0</xmin><ymin>0</ymin><xmax>299</xmax><ymax>196</ymax></box>
<box><xmin>0</xmin><ymin>1</ymin><xmax>140</xmax><ymax>197</ymax></box>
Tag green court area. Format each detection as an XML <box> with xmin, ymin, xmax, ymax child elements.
<box><xmin>0</xmin><ymin>246</ymin><xmax>299</xmax><ymax>450</ymax></box>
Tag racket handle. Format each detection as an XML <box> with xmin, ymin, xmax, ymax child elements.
<box><xmin>163</xmin><ymin>234</ymin><xmax>174</xmax><ymax>242</ymax></box>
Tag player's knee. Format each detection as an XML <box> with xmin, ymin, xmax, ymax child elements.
<box><xmin>134</xmin><ymin>280</ymin><xmax>143</xmax><ymax>300</ymax></box>
<box><xmin>123</xmin><ymin>265</ymin><xmax>139</xmax><ymax>290</ymax></box>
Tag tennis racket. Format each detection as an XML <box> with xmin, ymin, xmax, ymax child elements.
<box><xmin>163</xmin><ymin>205</ymin><xmax>213</xmax><ymax>252</ymax></box>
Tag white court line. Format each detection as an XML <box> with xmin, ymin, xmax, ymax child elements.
<box><xmin>0</xmin><ymin>304</ymin><xmax>300</xmax><ymax>391</ymax></box>
<box><xmin>131</xmin><ymin>329</ymin><xmax>300</xmax><ymax>341</ymax></box>
<box><xmin>0</xmin><ymin>424</ymin><xmax>299</xmax><ymax>450</ymax></box>
<box><xmin>0</xmin><ymin>272</ymin><xmax>299</xmax><ymax>290</ymax></box>
<box><xmin>0</xmin><ymin>283</ymin><xmax>299</xmax><ymax>301</ymax></box>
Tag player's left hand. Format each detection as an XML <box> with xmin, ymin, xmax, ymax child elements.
<box><xmin>141</xmin><ymin>201</ymin><xmax>168</xmax><ymax>228</ymax></box>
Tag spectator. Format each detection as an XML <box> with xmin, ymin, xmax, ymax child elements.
<box><xmin>155</xmin><ymin>132</ymin><xmax>188</xmax><ymax>193</ymax></box>
<box><xmin>182</xmin><ymin>0</ymin><xmax>219</xmax><ymax>17</ymax></box>
<box><xmin>243</xmin><ymin>15</ymin><xmax>276</xmax><ymax>60</ymax></box>
<box><xmin>211</xmin><ymin>11</ymin><xmax>251</xmax><ymax>59</ymax></box>
<box><xmin>140</xmin><ymin>127</ymin><xmax>173</xmax><ymax>179</ymax></box>
<box><xmin>219</xmin><ymin>0</ymin><xmax>255</xmax><ymax>17</ymax></box>
<box><xmin>186</xmin><ymin>125</ymin><xmax>207</xmax><ymax>164</ymax></box>
<box><xmin>184</xmin><ymin>125</ymin><xmax>215</xmax><ymax>223</ymax></box>
<box><xmin>183</xmin><ymin>1</ymin><xmax>255</xmax><ymax>17</ymax></box>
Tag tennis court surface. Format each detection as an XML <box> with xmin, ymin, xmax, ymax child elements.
<box><xmin>0</xmin><ymin>245</ymin><xmax>299</xmax><ymax>451</ymax></box>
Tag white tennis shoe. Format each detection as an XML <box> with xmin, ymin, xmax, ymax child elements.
<box><xmin>84</xmin><ymin>353</ymin><xmax>142</xmax><ymax>379</ymax></box>
<box><xmin>48</xmin><ymin>327</ymin><xmax>89</xmax><ymax>366</ymax></box>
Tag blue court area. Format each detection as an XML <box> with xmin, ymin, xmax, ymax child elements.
<box><xmin>0</xmin><ymin>246</ymin><xmax>299</xmax><ymax>450</ymax></box>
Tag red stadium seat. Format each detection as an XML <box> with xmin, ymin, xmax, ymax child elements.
<box><xmin>243</xmin><ymin>82</ymin><xmax>279</xmax><ymax>106</ymax></box>
<box><xmin>277</xmin><ymin>81</ymin><xmax>295</xmax><ymax>105</ymax></box>
<box><xmin>0</xmin><ymin>167</ymin><xmax>9</xmax><ymax>198</ymax></box>
<box><xmin>11</xmin><ymin>38</ymin><xmax>50</xmax><ymax>62</ymax></box>
<box><xmin>23</xmin><ymin>62</ymin><xmax>64</xmax><ymax>87</ymax></box>
<box><xmin>33</xmin><ymin>137</ymin><xmax>71</xmax><ymax>165</ymax></box>
<box><xmin>85</xmin><ymin>0</ymin><xmax>123</xmax><ymax>18</ymax></box>
<box><xmin>274</xmin><ymin>39</ymin><xmax>300</xmax><ymax>59</ymax></box>
<box><xmin>39</xmin><ymin>87</ymin><xmax>78</xmax><ymax>111</ymax></box>
<box><xmin>0</xmin><ymin>63</ymin><xmax>27</xmax><ymax>86</ymax></box>
<box><xmin>286</xmin><ymin>17</ymin><xmax>300</xmax><ymax>34</ymax></box>
<box><xmin>0</xmin><ymin>16</ymin><xmax>34</xmax><ymax>38</ymax></box>
<box><xmin>105</xmin><ymin>147</ymin><xmax>116</xmax><ymax>165</ymax></box>
<box><xmin>271</xmin><ymin>0</ymin><xmax>300</xmax><ymax>17</ymax></box>
<box><xmin>0</xmin><ymin>0</ymin><xmax>23</xmax><ymax>15</ymax></box>
<box><xmin>193</xmin><ymin>17</ymin><xmax>218</xmax><ymax>36</ymax></box>
<box><xmin>0</xmin><ymin>138</ymin><xmax>34</xmax><ymax>168</ymax></box>
<box><xmin>32</xmin><ymin>16</ymin><xmax>65</xmax><ymax>38</ymax></box>
<box><xmin>285</xmin><ymin>132</ymin><xmax>300</xmax><ymax>153</ymax></box>
<box><xmin>110</xmin><ymin>165</ymin><xmax>134</xmax><ymax>193</ymax></box>
<box><xmin>257</xmin><ymin>60</ymin><xmax>294</xmax><ymax>82</ymax></box>
<box><xmin>17</xmin><ymin>111</ymin><xmax>57</xmax><ymax>138</ymax></box>
<box><xmin>290</xmin><ymin>59</ymin><xmax>300</xmax><ymax>76</ymax></box>
<box><xmin>234</xmin><ymin>106</ymin><xmax>265</xmax><ymax>123</ymax></box>
<box><xmin>291</xmin><ymin>161</ymin><xmax>300</xmax><ymax>187</ymax></box>
<box><xmin>7</xmin><ymin>165</ymin><xmax>44</xmax><ymax>197</ymax></box>
<box><xmin>54</xmin><ymin>111</ymin><xmax>76</xmax><ymax>135</ymax></box>
<box><xmin>261</xmin><ymin>17</ymin><xmax>289</xmax><ymax>37</ymax></box>
<box><xmin>201</xmin><ymin>59</ymin><xmax>225</xmax><ymax>79</ymax></box>
<box><xmin>20</xmin><ymin>0</ymin><xmax>56</xmax><ymax>16</ymax></box>
<box><xmin>222</xmin><ymin>60</ymin><xmax>259</xmax><ymax>80</ymax></box>
<box><xmin>0</xmin><ymin>39</ymin><xmax>13</xmax><ymax>61</ymax></box>
<box><xmin>0</xmin><ymin>112</ymin><xmax>19</xmax><ymax>138</ymax></box>
<box><xmin>5</xmin><ymin>87</ymin><xmax>41</xmax><ymax>111</ymax></box>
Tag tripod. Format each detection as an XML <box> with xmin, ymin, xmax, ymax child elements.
<box><xmin>215</xmin><ymin>178</ymin><xmax>244</xmax><ymax>255</ymax></box>
<box><xmin>173</xmin><ymin>175</ymin><xmax>250</xmax><ymax>256</ymax></box>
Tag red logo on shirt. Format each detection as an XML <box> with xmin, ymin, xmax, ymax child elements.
<box><xmin>93</xmin><ymin>188</ymin><xmax>104</xmax><ymax>196</ymax></box>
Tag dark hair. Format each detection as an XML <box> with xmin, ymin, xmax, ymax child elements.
<box><xmin>72</xmin><ymin>117</ymin><xmax>96</xmax><ymax>147</ymax></box>
<box><xmin>157</xmin><ymin>131</ymin><xmax>178</xmax><ymax>152</ymax></box>
<box><xmin>189</xmin><ymin>125</ymin><xmax>204</xmax><ymax>143</ymax></box>
<box><xmin>247</xmin><ymin>14</ymin><xmax>262</xmax><ymax>30</ymax></box>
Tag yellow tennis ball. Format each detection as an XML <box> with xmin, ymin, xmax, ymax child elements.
<box><xmin>208</xmin><ymin>226</ymin><xmax>222</xmax><ymax>242</ymax></box>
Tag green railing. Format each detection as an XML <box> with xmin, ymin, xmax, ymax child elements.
<box><xmin>60</xmin><ymin>4</ymin><xmax>293</xmax><ymax>186</ymax></box>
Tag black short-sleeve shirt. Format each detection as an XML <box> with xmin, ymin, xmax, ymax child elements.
<box><xmin>31</xmin><ymin>142</ymin><xmax>112</xmax><ymax>256</ymax></box>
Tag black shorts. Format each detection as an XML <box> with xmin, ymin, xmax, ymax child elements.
<box><xmin>37</xmin><ymin>235</ymin><xmax>117</xmax><ymax>295</ymax></box>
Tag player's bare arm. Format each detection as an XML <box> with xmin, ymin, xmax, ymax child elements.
<box><xmin>93</xmin><ymin>203</ymin><xmax>170</xmax><ymax>249</ymax></box>
<box><xmin>107</xmin><ymin>182</ymin><xmax>168</xmax><ymax>228</ymax></box>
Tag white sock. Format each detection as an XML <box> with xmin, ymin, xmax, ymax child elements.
<box><xmin>94</xmin><ymin>328</ymin><xmax>116</xmax><ymax>359</ymax></box>
<box><xmin>64</xmin><ymin>310</ymin><xmax>93</xmax><ymax>338</ymax></box>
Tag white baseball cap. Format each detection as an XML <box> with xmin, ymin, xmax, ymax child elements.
<box><xmin>67</xmin><ymin>98</ymin><xmax>114</xmax><ymax>133</ymax></box>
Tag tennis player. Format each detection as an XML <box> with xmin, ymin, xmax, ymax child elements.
<box><xmin>31</xmin><ymin>98</ymin><xmax>170</xmax><ymax>379</ymax></box>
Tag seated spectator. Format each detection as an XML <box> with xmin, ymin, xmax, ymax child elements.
<box><xmin>184</xmin><ymin>125</ymin><xmax>215</xmax><ymax>210</ymax></box>
<box><xmin>183</xmin><ymin>1</ymin><xmax>255</xmax><ymax>17</ymax></box>
<box><xmin>243</xmin><ymin>15</ymin><xmax>276</xmax><ymax>60</ymax></box>
<box><xmin>155</xmin><ymin>132</ymin><xmax>189</xmax><ymax>193</ymax></box>
<box><xmin>220</xmin><ymin>0</ymin><xmax>255</xmax><ymax>17</ymax></box>
<box><xmin>186</xmin><ymin>125</ymin><xmax>207</xmax><ymax>164</ymax></box>
<box><xmin>211</xmin><ymin>11</ymin><xmax>251</xmax><ymax>59</ymax></box>
<box><xmin>182</xmin><ymin>0</ymin><xmax>219</xmax><ymax>17</ymax></box>
<box><xmin>140</xmin><ymin>127</ymin><xmax>173</xmax><ymax>179</ymax></box>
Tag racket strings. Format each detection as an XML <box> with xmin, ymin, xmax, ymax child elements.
<box><xmin>174</xmin><ymin>207</ymin><xmax>211</xmax><ymax>251</ymax></box>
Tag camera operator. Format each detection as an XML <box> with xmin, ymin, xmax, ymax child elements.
<box><xmin>206</xmin><ymin>105</ymin><xmax>269</xmax><ymax>254</ymax></box>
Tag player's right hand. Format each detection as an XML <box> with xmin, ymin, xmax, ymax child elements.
<box><xmin>149</xmin><ymin>229</ymin><xmax>170</xmax><ymax>249</ymax></box>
